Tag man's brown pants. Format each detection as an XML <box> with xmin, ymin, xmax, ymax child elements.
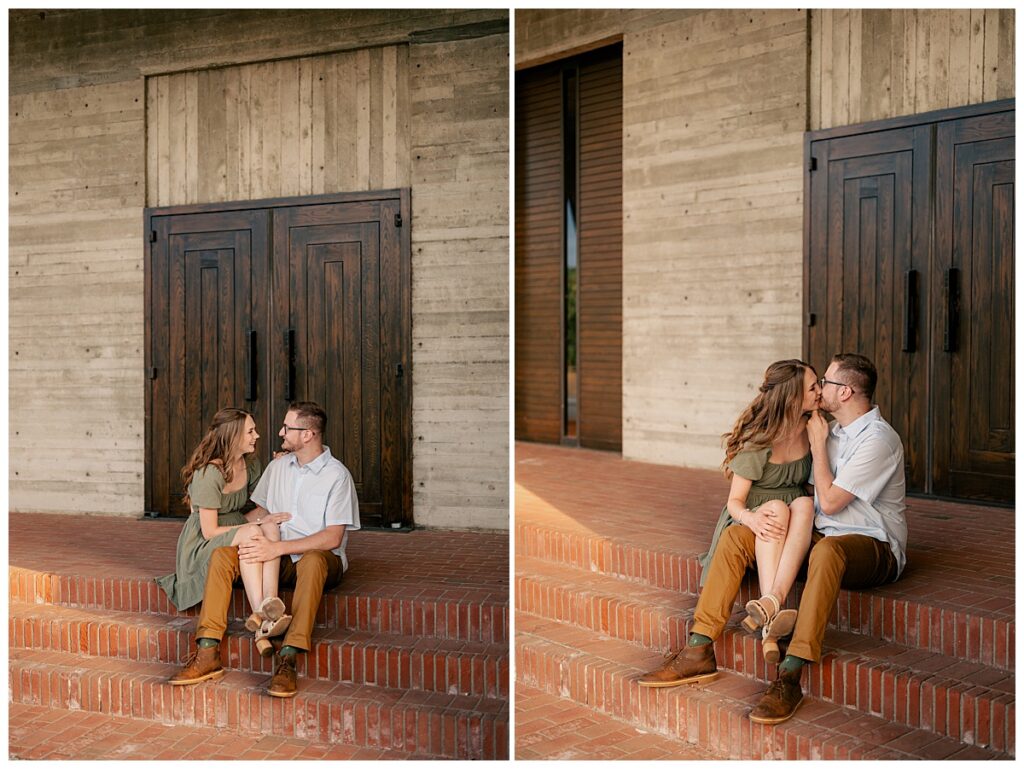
<box><xmin>196</xmin><ymin>547</ymin><xmax>344</xmax><ymax>651</ymax></box>
<box><xmin>690</xmin><ymin>525</ymin><xmax>898</xmax><ymax>662</ymax></box>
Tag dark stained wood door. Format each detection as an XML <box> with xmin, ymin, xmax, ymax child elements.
<box><xmin>932</xmin><ymin>111</ymin><xmax>1014</xmax><ymax>503</ymax></box>
<box><xmin>806</xmin><ymin>101</ymin><xmax>1014</xmax><ymax>505</ymax></box>
<box><xmin>272</xmin><ymin>199</ymin><xmax>410</xmax><ymax>526</ymax></box>
<box><xmin>806</xmin><ymin>125</ymin><xmax>932</xmax><ymax>493</ymax></box>
<box><xmin>146</xmin><ymin>191</ymin><xmax>412</xmax><ymax>525</ymax></box>
<box><xmin>147</xmin><ymin>210</ymin><xmax>271</xmax><ymax>516</ymax></box>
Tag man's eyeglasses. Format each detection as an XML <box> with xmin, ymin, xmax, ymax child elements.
<box><xmin>818</xmin><ymin>377</ymin><xmax>855</xmax><ymax>393</ymax></box>
<box><xmin>281</xmin><ymin>424</ymin><xmax>311</xmax><ymax>432</ymax></box>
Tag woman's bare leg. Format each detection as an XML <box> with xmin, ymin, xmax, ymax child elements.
<box><xmin>766</xmin><ymin>496</ymin><xmax>814</xmax><ymax>601</ymax></box>
<box><xmin>230</xmin><ymin>523</ymin><xmax>265</xmax><ymax>612</ymax></box>
<box><xmin>259</xmin><ymin>522</ymin><xmax>282</xmax><ymax>602</ymax></box>
<box><xmin>752</xmin><ymin>500</ymin><xmax>791</xmax><ymax>598</ymax></box>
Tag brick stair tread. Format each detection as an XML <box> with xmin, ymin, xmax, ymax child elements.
<box><xmin>11</xmin><ymin>648</ymin><xmax>508</xmax><ymax>759</ymax></box>
<box><xmin>10</xmin><ymin>702</ymin><xmax>444</xmax><ymax>760</ymax></box>
<box><xmin>516</xmin><ymin>683</ymin><xmax>729</xmax><ymax>760</ymax></box>
<box><xmin>10</xmin><ymin>565</ymin><xmax>507</xmax><ymax>644</ymax></box>
<box><xmin>516</xmin><ymin>519</ymin><xmax>1014</xmax><ymax>671</ymax></box>
<box><xmin>515</xmin><ymin>614</ymin><xmax>1013</xmax><ymax>759</ymax></box>
<box><xmin>10</xmin><ymin>600</ymin><xmax>508</xmax><ymax>699</ymax></box>
<box><xmin>517</xmin><ymin>554</ymin><xmax>1016</xmax><ymax>700</ymax></box>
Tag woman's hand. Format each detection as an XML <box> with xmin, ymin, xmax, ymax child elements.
<box><xmin>741</xmin><ymin>507</ymin><xmax>786</xmax><ymax>542</ymax></box>
<box><xmin>262</xmin><ymin>512</ymin><xmax>291</xmax><ymax>525</ymax></box>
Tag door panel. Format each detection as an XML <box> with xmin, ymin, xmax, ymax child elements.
<box><xmin>807</xmin><ymin>126</ymin><xmax>931</xmax><ymax>493</ymax></box>
<box><xmin>148</xmin><ymin>211</ymin><xmax>270</xmax><ymax>516</ymax></box>
<box><xmin>273</xmin><ymin>201</ymin><xmax>406</xmax><ymax>525</ymax></box>
<box><xmin>934</xmin><ymin>113</ymin><xmax>1015</xmax><ymax>502</ymax></box>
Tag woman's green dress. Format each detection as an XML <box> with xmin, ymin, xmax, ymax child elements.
<box><xmin>156</xmin><ymin>455</ymin><xmax>263</xmax><ymax>611</ymax></box>
<box><xmin>697</xmin><ymin>446</ymin><xmax>811</xmax><ymax>586</ymax></box>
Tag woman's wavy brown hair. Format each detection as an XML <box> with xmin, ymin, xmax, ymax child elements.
<box><xmin>721</xmin><ymin>359</ymin><xmax>816</xmax><ymax>475</ymax></box>
<box><xmin>181</xmin><ymin>407</ymin><xmax>252</xmax><ymax>503</ymax></box>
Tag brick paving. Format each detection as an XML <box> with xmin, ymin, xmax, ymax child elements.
<box><xmin>9</xmin><ymin>703</ymin><xmax>433</xmax><ymax>760</ymax></box>
<box><xmin>516</xmin><ymin>684</ymin><xmax>721</xmax><ymax>760</ymax></box>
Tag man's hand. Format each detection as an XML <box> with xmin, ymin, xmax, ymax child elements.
<box><xmin>742</xmin><ymin>507</ymin><xmax>786</xmax><ymax>542</ymax></box>
<box><xmin>262</xmin><ymin>512</ymin><xmax>292</xmax><ymax>525</ymax></box>
<box><xmin>807</xmin><ymin>409</ymin><xmax>830</xmax><ymax>448</ymax></box>
<box><xmin>238</xmin><ymin>530</ymin><xmax>281</xmax><ymax>563</ymax></box>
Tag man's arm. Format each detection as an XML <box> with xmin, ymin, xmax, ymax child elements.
<box><xmin>807</xmin><ymin>410</ymin><xmax>856</xmax><ymax>516</ymax></box>
<box><xmin>238</xmin><ymin>525</ymin><xmax>345</xmax><ymax>563</ymax></box>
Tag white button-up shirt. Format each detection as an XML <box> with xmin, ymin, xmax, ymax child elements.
<box><xmin>812</xmin><ymin>406</ymin><xmax>908</xmax><ymax>576</ymax></box>
<box><xmin>251</xmin><ymin>446</ymin><xmax>361</xmax><ymax>569</ymax></box>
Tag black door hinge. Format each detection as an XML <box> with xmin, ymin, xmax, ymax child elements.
<box><xmin>148</xmin><ymin>367</ymin><xmax>157</xmax><ymax>380</ymax></box>
<box><xmin>806</xmin><ymin>312</ymin><xmax>816</xmax><ymax>327</ymax></box>
<box><xmin>150</xmin><ymin>230</ymin><xmax>157</xmax><ymax>243</ymax></box>
<box><xmin>808</xmin><ymin>157</ymin><xmax>818</xmax><ymax>172</ymax></box>
<box><xmin>395</xmin><ymin>213</ymin><xmax>402</xmax><ymax>227</ymax></box>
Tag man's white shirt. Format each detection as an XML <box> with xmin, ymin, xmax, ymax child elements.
<box><xmin>812</xmin><ymin>406</ymin><xmax>908</xmax><ymax>576</ymax></box>
<box><xmin>251</xmin><ymin>446</ymin><xmax>361</xmax><ymax>569</ymax></box>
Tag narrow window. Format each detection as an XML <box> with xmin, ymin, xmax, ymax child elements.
<box><xmin>563</xmin><ymin>66</ymin><xmax>579</xmax><ymax>442</ymax></box>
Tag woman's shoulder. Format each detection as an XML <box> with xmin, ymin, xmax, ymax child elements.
<box><xmin>728</xmin><ymin>446</ymin><xmax>770</xmax><ymax>479</ymax></box>
<box><xmin>192</xmin><ymin>463</ymin><xmax>226</xmax><ymax>486</ymax></box>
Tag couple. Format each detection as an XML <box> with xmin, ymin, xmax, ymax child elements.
<box><xmin>155</xmin><ymin>400</ymin><xmax>360</xmax><ymax>698</ymax></box>
<box><xmin>640</xmin><ymin>353</ymin><xmax>907</xmax><ymax>725</ymax></box>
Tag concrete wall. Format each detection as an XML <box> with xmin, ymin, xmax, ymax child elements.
<box><xmin>515</xmin><ymin>8</ymin><xmax>1014</xmax><ymax>471</ymax></box>
<box><xmin>10</xmin><ymin>9</ymin><xmax>509</xmax><ymax>530</ymax></box>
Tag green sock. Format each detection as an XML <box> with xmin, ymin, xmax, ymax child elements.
<box><xmin>688</xmin><ymin>632</ymin><xmax>713</xmax><ymax>647</ymax></box>
<box><xmin>197</xmin><ymin>637</ymin><xmax>219</xmax><ymax>649</ymax></box>
<box><xmin>779</xmin><ymin>654</ymin><xmax>807</xmax><ymax>673</ymax></box>
<box><xmin>280</xmin><ymin>645</ymin><xmax>303</xmax><ymax>657</ymax></box>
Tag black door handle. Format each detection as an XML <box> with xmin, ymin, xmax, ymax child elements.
<box><xmin>245</xmin><ymin>330</ymin><xmax>257</xmax><ymax>400</ymax></box>
<box><xmin>902</xmin><ymin>269</ymin><xmax>918</xmax><ymax>352</ymax></box>
<box><xmin>284</xmin><ymin>329</ymin><xmax>295</xmax><ymax>401</ymax></box>
<box><xmin>944</xmin><ymin>268</ymin><xmax>960</xmax><ymax>352</ymax></box>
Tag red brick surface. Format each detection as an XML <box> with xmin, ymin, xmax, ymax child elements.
<box><xmin>517</xmin><ymin>684</ymin><xmax>722</xmax><ymax>760</ymax></box>
<box><xmin>10</xmin><ymin>702</ymin><xmax>436</xmax><ymax>760</ymax></box>
<box><xmin>514</xmin><ymin>441</ymin><xmax>1015</xmax><ymax>760</ymax></box>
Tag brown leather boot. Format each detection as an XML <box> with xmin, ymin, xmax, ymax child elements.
<box><xmin>168</xmin><ymin>644</ymin><xmax>225</xmax><ymax>685</ymax></box>
<box><xmin>267</xmin><ymin>652</ymin><xmax>298</xmax><ymax>698</ymax></box>
<box><xmin>749</xmin><ymin>667</ymin><xmax>803</xmax><ymax>723</ymax></box>
<box><xmin>637</xmin><ymin>642</ymin><xmax>718</xmax><ymax>688</ymax></box>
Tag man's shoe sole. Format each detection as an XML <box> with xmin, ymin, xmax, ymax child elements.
<box><xmin>167</xmin><ymin>668</ymin><xmax>226</xmax><ymax>686</ymax></box>
<box><xmin>748</xmin><ymin>696</ymin><xmax>803</xmax><ymax>724</ymax></box>
<box><xmin>267</xmin><ymin>688</ymin><xmax>298</xmax><ymax>698</ymax></box>
<box><xmin>637</xmin><ymin>671</ymin><xmax>719</xmax><ymax>688</ymax></box>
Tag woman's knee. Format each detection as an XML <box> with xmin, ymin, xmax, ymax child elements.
<box><xmin>260</xmin><ymin>521</ymin><xmax>281</xmax><ymax>541</ymax></box>
<box><xmin>761</xmin><ymin>499</ymin><xmax>791</xmax><ymax>532</ymax></box>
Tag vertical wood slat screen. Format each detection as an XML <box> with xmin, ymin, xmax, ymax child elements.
<box><xmin>146</xmin><ymin>45</ymin><xmax>410</xmax><ymax>207</ymax></box>
<box><xmin>514</xmin><ymin>64</ymin><xmax>563</xmax><ymax>443</ymax></box>
<box><xmin>577</xmin><ymin>46</ymin><xmax>623</xmax><ymax>451</ymax></box>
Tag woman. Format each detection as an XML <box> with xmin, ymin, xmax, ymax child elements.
<box><xmin>156</xmin><ymin>408</ymin><xmax>291</xmax><ymax>656</ymax></box>
<box><xmin>698</xmin><ymin>359</ymin><xmax>819</xmax><ymax>662</ymax></box>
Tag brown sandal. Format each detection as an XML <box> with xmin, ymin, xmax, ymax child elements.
<box><xmin>761</xmin><ymin>609</ymin><xmax>798</xmax><ymax>664</ymax></box>
<box><xmin>742</xmin><ymin>594</ymin><xmax>781</xmax><ymax>632</ymax></box>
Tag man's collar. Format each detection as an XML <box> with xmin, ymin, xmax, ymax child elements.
<box><xmin>288</xmin><ymin>446</ymin><xmax>332</xmax><ymax>473</ymax></box>
<box><xmin>831</xmin><ymin>406</ymin><xmax>880</xmax><ymax>439</ymax></box>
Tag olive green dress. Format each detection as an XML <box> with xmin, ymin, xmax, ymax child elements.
<box><xmin>697</xmin><ymin>447</ymin><xmax>811</xmax><ymax>587</ymax></box>
<box><xmin>156</xmin><ymin>455</ymin><xmax>263</xmax><ymax>611</ymax></box>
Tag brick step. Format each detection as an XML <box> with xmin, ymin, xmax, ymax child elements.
<box><xmin>10</xmin><ymin>647</ymin><xmax>509</xmax><ymax>760</ymax></box>
<box><xmin>9</xmin><ymin>601</ymin><xmax>508</xmax><ymax>700</ymax></box>
<box><xmin>10</xmin><ymin>565</ymin><xmax>507</xmax><ymax>644</ymax></box>
<box><xmin>516</xmin><ymin>519</ymin><xmax>1013</xmax><ymax>671</ymax></box>
<box><xmin>517</xmin><ymin>556</ymin><xmax>1014</xmax><ymax>750</ymax></box>
<box><xmin>516</xmin><ymin>682</ymin><xmax>728</xmax><ymax>760</ymax></box>
<box><xmin>515</xmin><ymin>615</ymin><xmax>1010</xmax><ymax>760</ymax></box>
<box><xmin>10</xmin><ymin>702</ymin><xmax>444</xmax><ymax>760</ymax></box>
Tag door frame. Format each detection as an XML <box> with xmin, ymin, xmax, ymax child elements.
<box><xmin>802</xmin><ymin>99</ymin><xmax>1014</xmax><ymax>504</ymax></box>
<box><xmin>144</xmin><ymin>189</ymin><xmax>413</xmax><ymax>525</ymax></box>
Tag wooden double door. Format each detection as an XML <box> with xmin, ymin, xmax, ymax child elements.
<box><xmin>145</xmin><ymin>191</ymin><xmax>412</xmax><ymax>527</ymax></box>
<box><xmin>806</xmin><ymin>101</ymin><xmax>1013</xmax><ymax>504</ymax></box>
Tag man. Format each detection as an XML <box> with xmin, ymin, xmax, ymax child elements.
<box><xmin>169</xmin><ymin>401</ymin><xmax>361</xmax><ymax>698</ymax></box>
<box><xmin>639</xmin><ymin>353</ymin><xmax>906</xmax><ymax>725</ymax></box>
